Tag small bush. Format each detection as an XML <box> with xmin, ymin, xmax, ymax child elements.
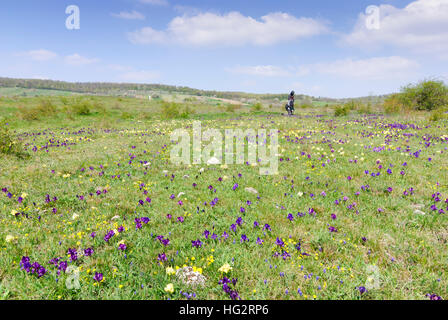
<box><xmin>356</xmin><ymin>103</ymin><xmax>372</xmax><ymax>114</ymax></box>
<box><xmin>401</xmin><ymin>80</ymin><xmax>448</xmax><ymax>111</ymax></box>
<box><xmin>428</xmin><ymin>107</ymin><xmax>448</xmax><ymax>121</ymax></box>
<box><xmin>141</xmin><ymin>112</ymin><xmax>152</xmax><ymax>120</ymax></box>
<box><xmin>226</xmin><ymin>105</ymin><xmax>237</xmax><ymax>113</ymax></box>
<box><xmin>251</xmin><ymin>103</ymin><xmax>263</xmax><ymax>112</ymax></box>
<box><xmin>18</xmin><ymin>106</ymin><xmax>40</xmax><ymax>120</ymax></box>
<box><xmin>93</xmin><ymin>102</ymin><xmax>107</xmax><ymax>115</ymax></box>
<box><xmin>383</xmin><ymin>94</ymin><xmax>406</xmax><ymax>114</ymax></box>
<box><xmin>37</xmin><ymin>99</ymin><xmax>57</xmax><ymax>115</ymax></box>
<box><xmin>18</xmin><ymin>99</ymin><xmax>58</xmax><ymax>120</ymax></box>
<box><xmin>344</xmin><ymin>101</ymin><xmax>356</xmax><ymax>111</ymax></box>
<box><xmin>0</xmin><ymin>121</ymin><xmax>29</xmax><ymax>159</ymax></box>
<box><xmin>180</xmin><ymin>106</ymin><xmax>195</xmax><ymax>119</ymax></box>
<box><xmin>121</xmin><ymin>111</ymin><xmax>133</xmax><ymax>119</ymax></box>
<box><xmin>334</xmin><ymin>105</ymin><xmax>349</xmax><ymax>117</ymax></box>
<box><xmin>388</xmin><ymin>79</ymin><xmax>448</xmax><ymax>112</ymax></box>
<box><xmin>161</xmin><ymin>102</ymin><xmax>181</xmax><ymax>119</ymax></box>
<box><xmin>71</xmin><ymin>101</ymin><xmax>92</xmax><ymax>115</ymax></box>
<box><xmin>60</xmin><ymin>97</ymin><xmax>69</xmax><ymax>105</ymax></box>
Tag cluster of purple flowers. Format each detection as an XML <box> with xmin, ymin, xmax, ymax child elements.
<box><xmin>44</xmin><ymin>194</ymin><xmax>58</xmax><ymax>204</ymax></box>
<box><xmin>426</xmin><ymin>293</ymin><xmax>442</xmax><ymax>300</ymax></box>
<box><xmin>49</xmin><ymin>257</ymin><xmax>68</xmax><ymax>275</ymax></box>
<box><xmin>403</xmin><ymin>188</ymin><xmax>415</xmax><ymax>196</ymax></box>
<box><xmin>157</xmin><ymin>252</ymin><xmax>167</xmax><ymax>262</ymax></box>
<box><xmin>357</xmin><ymin>286</ymin><xmax>367</xmax><ymax>295</ymax></box>
<box><xmin>93</xmin><ymin>272</ymin><xmax>103</xmax><ymax>282</ymax></box>
<box><xmin>156</xmin><ymin>235</ymin><xmax>170</xmax><ymax>246</ymax></box>
<box><xmin>179</xmin><ymin>290</ymin><xmax>197</xmax><ymax>300</ymax></box>
<box><xmin>20</xmin><ymin>256</ymin><xmax>47</xmax><ymax>278</ymax></box>
<box><xmin>67</xmin><ymin>248</ymin><xmax>78</xmax><ymax>261</ymax></box>
<box><xmin>84</xmin><ymin>248</ymin><xmax>94</xmax><ymax>257</ymax></box>
<box><xmin>104</xmin><ymin>230</ymin><xmax>115</xmax><ymax>242</ymax></box>
<box><xmin>135</xmin><ymin>217</ymin><xmax>150</xmax><ymax>229</ymax></box>
<box><xmin>219</xmin><ymin>277</ymin><xmax>240</xmax><ymax>300</ymax></box>
<box><xmin>191</xmin><ymin>239</ymin><xmax>203</xmax><ymax>248</ymax></box>
<box><xmin>203</xmin><ymin>230</ymin><xmax>218</xmax><ymax>240</ymax></box>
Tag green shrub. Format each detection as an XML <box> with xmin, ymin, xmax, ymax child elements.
<box><xmin>334</xmin><ymin>105</ymin><xmax>349</xmax><ymax>117</ymax></box>
<box><xmin>71</xmin><ymin>101</ymin><xmax>92</xmax><ymax>115</ymax></box>
<box><xmin>344</xmin><ymin>101</ymin><xmax>356</xmax><ymax>111</ymax></box>
<box><xmin>36</xmin><ymin>99</ymin><xmax>57</xmax><ymax>115</ymax></box>
<box><xmin>251</xmin><ymin>103</ymin><xmax>263</xmax><ymax>112</ymax></box>
<box><xmin>0</xmin><ymin>121</ymin><xmax>29</xmax><ymax>159</ymax></box>
<box><xmin>60</xmin><ymin>97</ymin><xmax>69</xmax><ymax>105</ymax></box>
<box><xmin>161</xmin><ymin>102</ymin><xmax>181</xmax><ymax>119</ymax></box>
<box><xmin>428</xmin><ymin>107</ymin><xmax>448</xmax><ymax>121</ymax></box>
<box><xmin>226</xmin><ymin>104</ymin><xmax>237</xmax><ymax>113</ymax></box>
<box><xmin>180</xmin><ymin>106</ymin><xmax>195</xmax><ymax>119</ymax></box>
<box><xmin>400</xmin><ymin>79</ymin><xmax>448</xmax><ymax>111</ymax></box>
<box><xmin>141</xmin><ymin>112</ymin><xmax>152</xmax><ymax>120</ymax></box>
<box><xmin>93</xmin><ymin>102</ymin><xmax>107</xmax><ymax>115</ymax></box>
<box><xmin>18</xmin><ymin>106</ymin><xmax>40</xmax><ymax>120</ymax></box>
<box><xmin>383</xmin><ymin>94</ymin><xmax>407</xmax><ymax>114</ymax></box>
<box><xmin>121</xmin><ymin>111</ymin><xmax>133</xmax><ymax>119</ymax></box>
<box><xmin>356</xmin><ymin>103</ymin><xmax>372</xmax><ymax>114</ymax></box>
<box><xmin>17</xmin><ymin>99</ymin><xmax>58</xmax><ymax>121</ymax></box>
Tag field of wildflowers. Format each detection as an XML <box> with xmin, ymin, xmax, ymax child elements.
<box><xmin>0</xmin><ymin>100</ymin><xmax>447</xmax><ymax>300</ymax></box>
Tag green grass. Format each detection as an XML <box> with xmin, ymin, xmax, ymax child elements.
<box><xmin>0</xmin><ymin>87</ymin><xmax>74</xmax><ymax>97</ymax></box>
<box><xmin>0</xmin><ymin>96</ymin><xmax>447</xmax><ymax>300</ymax></box>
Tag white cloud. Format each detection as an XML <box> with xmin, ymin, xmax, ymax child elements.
<box><xmin>65</xmin><ymin>54</ymin><xmax>99</xmax><ymax>66</ymax></box>
<box><xmin>314</xmin><ymin>56</ymin><xmax>419</xmax><ymax>80</ymax></box>
<box><xmin>107</xmin><ymin>64</ymin><xmax>134</xmax><ymax>72</ymax></box>
<box><xmin>228</xmin><ymin>65</ymin><xmax>290</xmax><ymax>77</ymax></box>
<box><xmin>139</xmin><ymin>0</ymin><xmax>169</xmax><ymax>6</ymax></box>
<box><xmin>30</xmin><ymin>75</ymin><xmax>50</xmax><ymax>80</ymax></box>
<box><xmin>229</xmin><ymin>57</ymin><xmax>418</xmax><ymax>81</ymax></box>
<box><xmin>111</xmin><ymin>10</ymin><xmax>145</xmax><ymax>20</ymax></box>
<box><xmin>19</xmin><ymin>49</ymin><xmax>57</xmax><ymax>61</ymax></box>
<box><xmin>128</xmin><ymin>11</ymin><xmax>328</xmax><ymax>46</ymax></box>
<box><xmin>344</xmin><ymin>0</ymin><xmax>448</xmax><ymax>57</ymax></box>
<box><xmin>290</xmin><ymin>82</ymin><xmax>322</xmax><ymax>95</ymax></box>
<box><xmin>173</xmin><ymin>5</ymin><xmax>201</xmax><ymax>15</ymax></box>
<box><xmin>118</xmin><ymin>70</ymin><xmax>160</xmax><ymax>83</ymax></box>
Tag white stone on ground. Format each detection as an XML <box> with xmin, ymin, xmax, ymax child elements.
<box><xmin>176</xmin><ymin>267</ymin><xmax>207</xmax><ymax>287</ymax></box>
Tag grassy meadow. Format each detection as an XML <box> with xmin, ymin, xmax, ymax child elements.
<box><xmin>0</xmin><ymin>94</ymin><xmax>447</xmax><ymax>300</ymax></box>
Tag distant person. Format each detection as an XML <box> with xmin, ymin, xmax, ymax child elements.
<box><xmin>285</xmin><ymin>91</ymin><xmax>295</xmax><ymax>115</ymax></box>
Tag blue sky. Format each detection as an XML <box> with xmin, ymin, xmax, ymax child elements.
<box><xmin>0</xmin><ymin>0</ymin><xmax>447</xmax><ymax>98</ymax></box>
